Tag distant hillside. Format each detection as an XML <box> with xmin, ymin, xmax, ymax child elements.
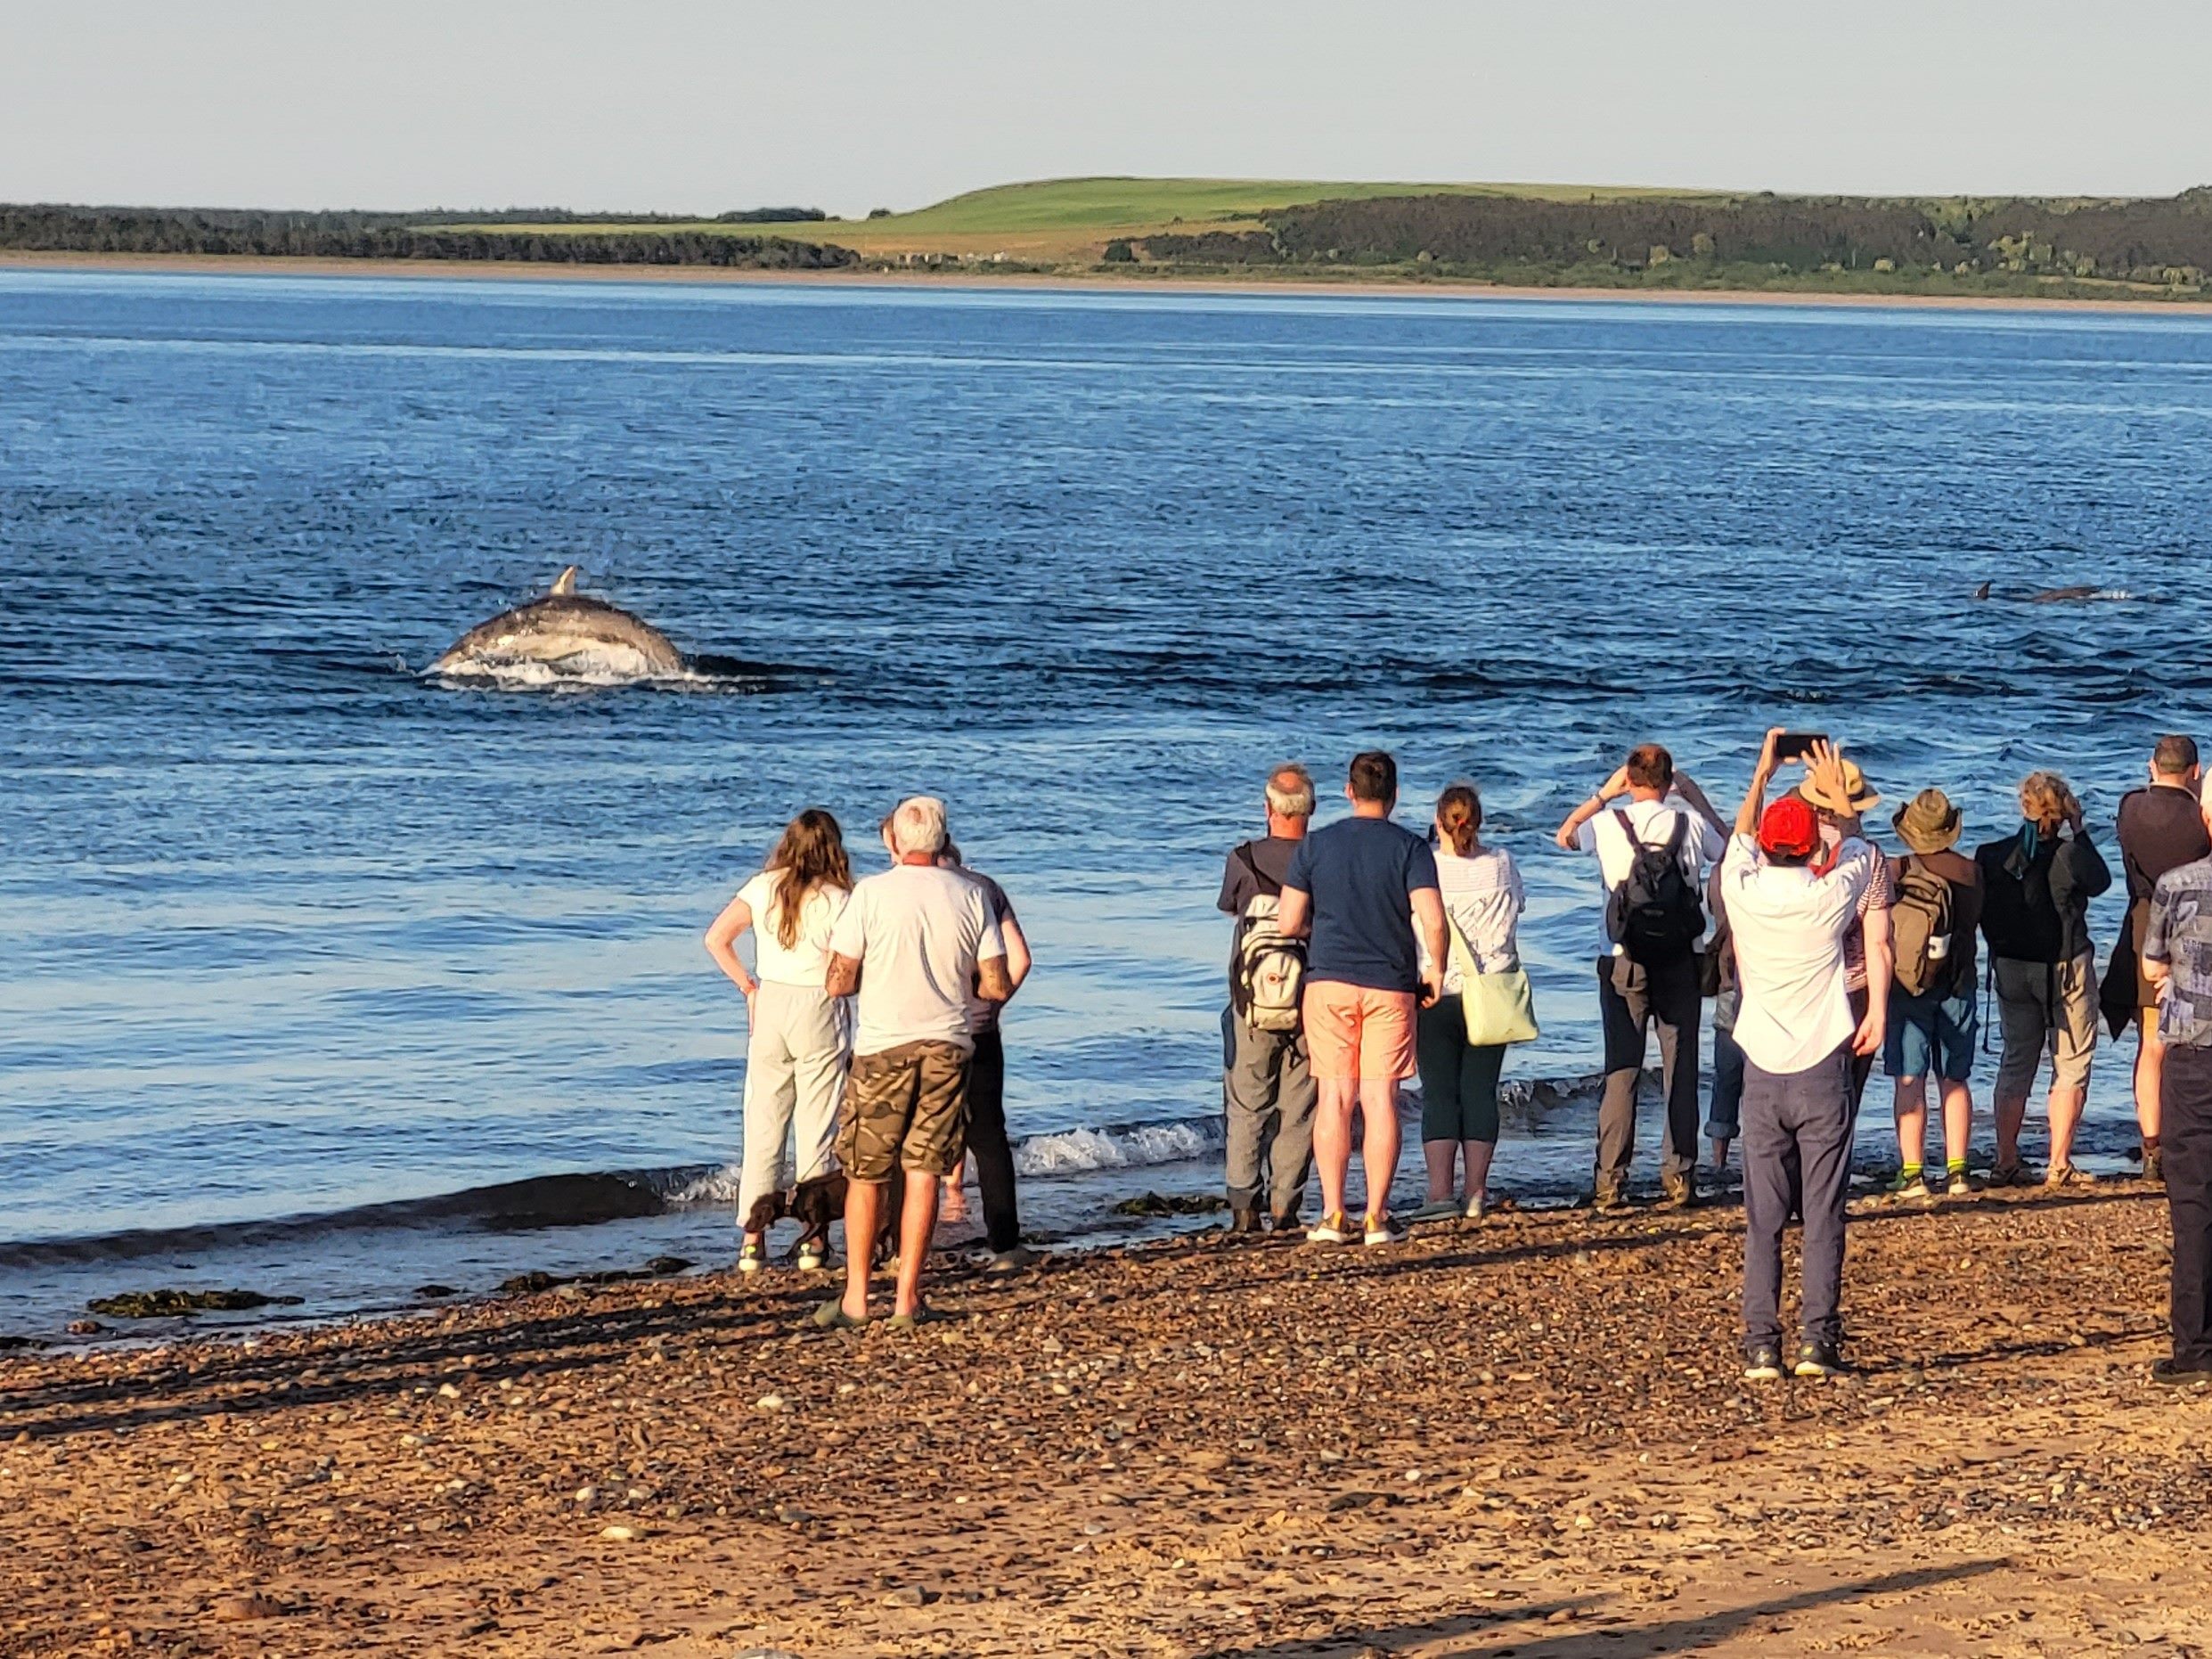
<box><xmin>0</xmin><ymin>205</ymin><xmax>855</xmax><ymax>268</ymax></box>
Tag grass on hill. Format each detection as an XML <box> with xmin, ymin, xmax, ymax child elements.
<box><xmin>437</xmin><ymin>176</ymin><xmax>1733</xmax><ymax>264</ymax></box>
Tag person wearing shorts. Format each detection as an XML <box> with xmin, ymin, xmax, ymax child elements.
<box><xmin>1881</xmin><ymin>789</ymin><xmax>1984</xmax><ymax>1198</ymax></box>
<box><xmin>1276</xmin><ymin>751</ymin><xmax>1447</xmax><ymax>1246</ymax></box>
<box><xmin>820</xmin><ymin>796</ymin><xmax>1009</xmax><ymax>1328</ymax></box>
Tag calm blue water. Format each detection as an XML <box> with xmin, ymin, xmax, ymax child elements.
<box><xmin>4</xmin><ymin>270</ymin><xmax>2208</xmax><ymax>1330</ymax></box>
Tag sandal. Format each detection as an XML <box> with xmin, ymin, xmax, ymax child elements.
<box><xmin>1987</xmin><ymin>1163</ymin><xmax>2027</xmax><ymax>1189</ymax></box>
<box><xmin>885</xmin><ymin>1308</ymin><xmax>942</xmax><ymax>1333</ymax></box>
<box><xmin>812</xmin><ymin>1299</ymin><xmax>868</xmax><ymax>1330</ymax></box>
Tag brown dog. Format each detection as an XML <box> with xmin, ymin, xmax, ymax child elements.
<box><xmin>742</xmin><ymin>1168</ymin><xmax>903</xmax><ymax>1270</ymax></box>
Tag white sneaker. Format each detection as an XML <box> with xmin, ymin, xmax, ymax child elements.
<box><xmin>738</xmin><ymin>1238</ymin><xmax>767</xmax><ymax>1274</ymax></box>
<box><xmin>1464</xmin><ymin>1192</ymin><xmax>1489</xmax><ymax>1222</ymax></box>
<box><xmin>796</xmin><ymin>1242</ymin><xmax>826</xmax><ymax>1272</ymax></box>
<box><xmin>1362</xmin><ymin>1213</ymin><xmax>1406</xmax><ymax>1246</ymax></box>
<box><xmin>1306</xmin><ymin>1211</ymin><xmax>1351</xmax><ymax>1244</ymax></box>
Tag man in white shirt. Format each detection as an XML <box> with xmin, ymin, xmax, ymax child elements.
<box><xmin>1555</xmin><ymin>743</ymin><xmax>1726</xmax><ymax>1208</ymax></box>
<box><xmin>820</xmin><ymin>796</ymin><xmax>1011</xmax><ymax>1328</ymax></box>
<box><xmin>1721</xmin><ymin>732</ymin><xmax>1881</xmax><ymax>1383</ymax></box>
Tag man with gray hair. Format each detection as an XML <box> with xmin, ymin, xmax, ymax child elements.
<box><xmin>820</xmin><ymin>796</ymin><xmax>1011</xmax><ymax>1328</ymax></box>
<box><xmin>1218</xmin><ymin>763</ymin><xmax>1319</xmax><ymax>1231</ymax></box>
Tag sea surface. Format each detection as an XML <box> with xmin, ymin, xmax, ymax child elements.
<box><xmin>4</xmin><ymin>269</ymin><xmax>2209</xmax><ymax>1338</ymax></box>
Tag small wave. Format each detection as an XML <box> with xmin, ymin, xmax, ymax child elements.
<box><xmin>420</xmin><ymin>651</ymin><xmax>818</xmax><ymax>692</ymax></box>
<box><xmin>1013</xmin><ymin>1117</ymin><xmax>1223</xmax><ymax>1176</ymax></box>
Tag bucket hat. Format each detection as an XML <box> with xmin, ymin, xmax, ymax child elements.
<box><xmin>1893</xmin><ymin>788</ymin><xmax>1963</xmax><ymax>854</ymax></box>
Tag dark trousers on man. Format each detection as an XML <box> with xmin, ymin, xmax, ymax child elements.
<box><xmin>1741</xmin><ymin>1042</ymin><xmax>1855</xmax><ymax>1353</ymax></box>
<box><xmin>2162</xmin><ymin>1041</ymin><xmax>2212</xmax><ymax>1368</ymax></box>
<box><xmin>966</xmin><ymin>1029</ymin><xmax>1022</xmax><ymax>1254</ymax></box>
<box><xmin>1596</xmin><ymin>952</ymin><xmax>1702</xmax><ymax>1191</ymax></box>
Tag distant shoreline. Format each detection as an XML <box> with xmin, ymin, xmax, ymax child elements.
<box><xmin>9</xmin><ymin>248</ymin><xmax>2212</xmax><ymax>317</ymax></box>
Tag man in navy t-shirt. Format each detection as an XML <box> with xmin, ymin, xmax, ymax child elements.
<box><xmin>1278</xmin><ymin>751</ymin><xmax>1447</xmax><ymax>1246</ymax></box>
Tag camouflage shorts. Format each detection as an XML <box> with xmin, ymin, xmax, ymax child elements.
<box><xmin>837</xmin><ymin>1041</ymin><xmax>971</xmax><ymax>1181</ymax></box>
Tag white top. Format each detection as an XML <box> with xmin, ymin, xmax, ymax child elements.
<box><xmin>1719</xmin><ymin>832</ymin><xmax>1876</xmax><ymax>1075</ymax></box>
<box><xmin>828</xmin><ymin>862</ymin><xmax>1008</xmax><ymax>1057</ymax></box>
<box><xmin>1572</xmin><ymin>795</ymin><xmax>1726</xmax><ymax>958</ymax></box>
<box><xmin>736</xmin><ymin>869</ymin><xmax>850</xmax><ymax>988</ymax></box>
<box><xmin>1418</xmin><ymin>846</ymin><xmax>1525</xmax><ymax>992</ymax></box>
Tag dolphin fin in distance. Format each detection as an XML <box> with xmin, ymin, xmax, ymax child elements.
<box><xmin>1971</xmin><ymin>581</ymin><xmax>1992</xmax><ymax>601</ymax></box>
<box><xmin>551</xmin><ymin>565</ymin><xmax>580</xmax><ymax>597</ymax></box>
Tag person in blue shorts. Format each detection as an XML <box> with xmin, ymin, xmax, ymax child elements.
<box><xmin>1882</xmin><ymin>789</ymin><xmax>1984</xmax><ymax>1198</ymax></box>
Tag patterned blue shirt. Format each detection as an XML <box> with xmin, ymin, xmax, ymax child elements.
<box><xmin>2143</xmin><ymin>854</ymin><xmax>2212</xmax><ymax>1049</ymax></box>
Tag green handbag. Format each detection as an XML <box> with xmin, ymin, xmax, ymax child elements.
<box><xmin>1448</xmin><ymin>919</ymin><xmax>1539</xmax><ymax>1046</ymax></box>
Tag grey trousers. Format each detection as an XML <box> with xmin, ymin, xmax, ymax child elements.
<box><xmin>1596</xmin><ymin>953</ymin><xmax>1703</xmax><ymax>1187</ymax></box>
<box><xmin>1222</xmin><ymin>1008</ymin><xmax>1318</xmax><ymax>1217</ymax></box>
<box><xmin>1741</xmin><ymin>1042</ymin><xmax>1854</xmax><ymax>1352</ymax></box>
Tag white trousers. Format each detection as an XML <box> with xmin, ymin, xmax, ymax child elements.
<box><xmin>737</xmin><ymin>980</ymin><xmax>850</xmax><ymax>1222</ymax></box>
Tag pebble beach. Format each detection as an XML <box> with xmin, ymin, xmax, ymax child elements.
<box><xmin>4</xmin><ymin>1181</ymin><xmax>2208</xmax><ymax>1658</ymax></box>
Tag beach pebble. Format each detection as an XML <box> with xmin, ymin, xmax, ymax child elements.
<box><xmin>208</xmin><ymin>1592</ymin><xmax>283</xmax><ymax>1622</ymax></box>
<box><xmin>599</xmin><ymin>1524</ymin><xmax>638</xmax><ymax>1541</ymax></box>
<box><xmin>437</xmin><ymin>1383</ymin><xmax>461</xmax><ymax>1400</ymax></box>
<box><xmin>573</xmin><ymin>1484</ymin><xmax>597</xmax><ymax>1507</ymax></box>
<box><xmin>880</xmin><ymin>1585</ymin><xmax>935</xmax><ymax>1607</ymax></box>
<box><xmin>755</xmin><ymin>1393</ymin><xmax>786</xmax><ymax>1413</ymax></box>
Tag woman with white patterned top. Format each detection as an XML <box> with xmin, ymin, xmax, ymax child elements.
<box><xmin>1413</xmin><ymin>782</ymin><xmax>1525</xmax><ymax>1220</ymax></box>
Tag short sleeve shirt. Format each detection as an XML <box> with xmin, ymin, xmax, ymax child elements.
<box><xmin>828</xmin><ymin>863</ymin><xmax>1007</xmax><ymax>1057</ymax></box>
<box><xmin>1283</xmin><ymin>816</ymin><xmax>1441</xmax><ymax>994</ymax></box>
<box><xmin>1218</xmin><ymin>837</ymin><xmax>1302</xmax><ymax>915</ymax></box>
<box><xmin>1573</xmin><ymin>797</ymin><xmax>1726</xmax><ymax>957</ymax></box>
<box><xmin>2143</xmin><ymin>854</ymin><xmax>2212</xmax><ymax>1049</ymax></box>
<box><xmin>957</xmin><ymin>868</ymin><xmax>1016</xmax><ymax>1035</ymax></box>
<box><xmin>735</xmin><ymin>869</ymin><xmax>849</xmax><ymax>988</ymax></box>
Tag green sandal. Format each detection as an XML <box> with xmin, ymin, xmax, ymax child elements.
<box><xmin>812</xmin><ymin>1299</ymin><xmax>868</xmax><ymax>1330</ymax></box>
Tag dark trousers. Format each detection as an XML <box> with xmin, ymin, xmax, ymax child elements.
<box><xmin>1596</xmin><ymin>953</ymin><xmax>1702</xmax><ymax>1187</ymax></box>
<box><xmin>1846</xmin><ymin>985</ymin><xmax>1874</xmax><ymax>1116</ymax></box>
<box><xmin>967</xmin><ymin>1029</ymin><xmax>1021</xmax><ymax>1253</ymax></box>
<box><xmin>1741</xmin><ymin>1043</ymin><xmax>1854</xmax><ymax>1351</ymax></box>
<box><xmin>2163</xmin><ymin>1042</ymin><xmax>2212</xmax><ymax>1367</ymax></box>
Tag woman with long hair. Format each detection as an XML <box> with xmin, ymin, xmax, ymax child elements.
<box><xmin>1412</xmin><ymin>782</ymin><xmax>1524</xmax><ymax>1222</ymax></box>
<box><xmin>706</xmin><ymin>808</ymin><xmax>855</xmax><ymax>1271</ymax></box>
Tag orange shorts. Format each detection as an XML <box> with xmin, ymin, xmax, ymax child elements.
<box><xmin>1302</xmin><ymin>982</ymin><xmax>1418</xmax><ymax>1082</ymax></box>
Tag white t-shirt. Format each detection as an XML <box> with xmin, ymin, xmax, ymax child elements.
<box><xmin>828</xmin><ymin>862</ymin><xmax>1008</xmax><ymax>1057</ymax></box>
<box><xmin>735</xmin><ymin>869</ymin><xmax>850</xmax><ymax>988</ymax></box>
<box><xmin>1719</xmin><ymin>833</ymin><xmax>1874</xmax><ymax>1075</ymax></box>
<box><xmin>1573</xmin><ymin>796</ymin><xmax>1726</xmax><ymax>958</ymax></box>
<box><xmin>1418</xmin><ymin>846</ymin><xmax>1524</xmax><ymax>992</ymax></box>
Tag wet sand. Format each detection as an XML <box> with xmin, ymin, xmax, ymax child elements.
<box><xmin>6</xmin><ymin>249</ymin><xmax>2212</xmax><ymax>317</ymax></box>
<box><xmin>4</xmin><ymin>1182</ymin><xmax>2207</xmax><ymax>1657</ymax></box>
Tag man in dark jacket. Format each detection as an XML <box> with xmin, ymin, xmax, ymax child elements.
<box><xmin>1976</xmin><ymin>771</ymin><xmax>2111</xmax><ymax>1186</ymax></box>
<box><xmin>2115</xmin><ymin>736</ymin><xmax>2211</xmax><ymax>1183</ymax></box>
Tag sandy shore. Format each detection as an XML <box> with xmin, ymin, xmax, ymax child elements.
<box><xmin>4</xmin><ymin>1181</ymin><xmax>2207</xmax><ymax>1658</ymax></box>
<box><xmin>7</xmin><ymin>249</ymin><xmax>2212</xmax><ymax>317</ymax></box>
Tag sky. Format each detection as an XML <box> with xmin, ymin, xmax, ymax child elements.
<box><xmin>6</xmin><ymin>1</ymin><xmax>2209</xmax><ymax>214</ymax></box>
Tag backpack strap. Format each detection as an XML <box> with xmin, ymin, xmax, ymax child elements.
<box><xmin>1661</xmin><ymin>812</ymin><xmax>1689</xmax><ymax>863</ymax></box>
<box><xmin>1612</xmin><ymin>809</ymin><xmax>1643</xmax><ymax>851</ymax></box>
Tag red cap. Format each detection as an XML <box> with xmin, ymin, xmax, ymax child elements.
<box><xmin>1759</xmin><ymin>795</ymin><xmax>1821</xmax><ymax>859</ymax></box>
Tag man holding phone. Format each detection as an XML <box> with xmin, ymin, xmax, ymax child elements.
<box><xmin>1722</xmin><ymin>731</ymin><xmax>1881</xmax><ymax>1380</ymax></box>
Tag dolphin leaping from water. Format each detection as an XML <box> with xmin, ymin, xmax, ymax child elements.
<box><xmin>430</xmin><ymin>566</ymin><xmax>688</xmax><ymax>681</ymax></box>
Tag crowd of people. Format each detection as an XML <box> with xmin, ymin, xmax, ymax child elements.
<box><xmin>706</xmin><ymin>735</ymin><xmax>2212</xmax><ymax>1385</ymax></box>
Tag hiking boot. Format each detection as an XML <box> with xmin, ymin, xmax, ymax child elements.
<box><xmin>1943</xmin><ymin>1167</ymin><xmax>1980</xmax><ymax>1198</ymax></box>
<box><xmin>2151</xmin><ymin>1358</ymin><xmax>2212</xmax><ymax>1387</ymax></box>
<box><xmin>1743</xmin><ymin>1344</ymin><xmax>1784</xmax><ymax>1382</ymax></box>
<box><xmin>1591</xmin><ymin>1181</ymin><xmax>1628</xmax><ymax>1214</ymax></box>
<box><xmin>1885</xmin><ymin>1168</ymin><xmax>1931</xmax><ymax>1201</ymax></box>
<box><xmin>1269</xmin><ymin>1210</ymin><xmax>1302</xmax><ymax>1235</ymax></box>
<box><xmin>1792</xmin><ymin>1341</ymin><xmax>1848</xmax><ymax>1378</ymax></box>
<box><xmin>1228</xmin><ymin>1206</ymin><xmax>1262</xmax><ymax>1236</ymax></box>
<box><xmin>1660</xmin><ymin>1172</ymin><xmax>1697</xmax><ymax>1209</ymax></box>
<box><xmin>1306</xmin><ymin>1211</ymin><xmax>1351</xmax><ymax>1245</ymax></box>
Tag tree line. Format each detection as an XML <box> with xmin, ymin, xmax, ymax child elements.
<box><xmin>0</xmin><ymin>207</ymin><xmax>856</xmax><ymax>268</ymax></box>
<box><xmin>1139</xmin><ymin>191</ymin><xmax>2212</xmax><ymax>285</ymax></box>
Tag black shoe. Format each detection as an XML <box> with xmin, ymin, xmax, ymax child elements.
<box><xmin>1268</xmin><ymin>1210</ymin><xmax>1302</xmax><ymax>1235</ymax></box>
<box><xmin>1743</xmin><ymin>1344</ymin><xmax>1784</xmax><ymax>1382</ymax></box>
<box><xmin>2144</xmin><ymin>1147</ymin><xmax>2165</xmax><ymax>1186</ymax></box>
<box><xmin>1228</xmin><ymin>1206</ymin><xmax>1261</xmax><ymax>1235</ymax></box>
<box><xmin>2151</xmin><ymin>1358</ymin><xmax>2212</xmax><ymax>1386</ymax></box>
<box><xmin>1792</xmin><ymin>1341</ymin><xmax>1848</xmax><ymax>1378</ymax></box>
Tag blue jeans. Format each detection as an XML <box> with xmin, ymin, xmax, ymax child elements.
<box><xmin>1706</xmin><ymin>1020</ymin><xmax>1746</xmax><ymax>1142</ymax></box>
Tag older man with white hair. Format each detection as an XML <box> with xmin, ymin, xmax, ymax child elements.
<box><xmin>820</xmin><ymin>796</ymin><xmax>1011</xmax><ymax>1328</ymax></box>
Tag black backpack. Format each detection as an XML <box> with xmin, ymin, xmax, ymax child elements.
<box><xmin>1607</xmin><ymin>811</ymin><xmax>1704</xmax><ymax>966</ymax></box>
<box><xmin>1976</xmin><ymin>834</ymin><xmax>2061</xmax><ymax>964</ymax></box>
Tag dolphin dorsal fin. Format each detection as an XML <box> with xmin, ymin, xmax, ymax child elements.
<box><xmin>550</xmin><ymin>565</ymin><xmax>580</xmax><ymax>597</ymax></box>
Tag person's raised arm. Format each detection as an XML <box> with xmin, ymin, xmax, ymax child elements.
<box><xmin>1669</xmin><ymin>770</ymin><xmax>1726</xmax><ymax>837</ymax></box>
<box><xmin>1410</xmin><ymin>887</ymin><xmax>1448</xmax><ymax>1008</ymax></box>
<box><xmin>703</xmin><ymin>891</ymin><xmax>759</xmax><ymax>999</ymax></box>
<box><xmin>1555</xmin><ymin>764</ymin><xmax>1632</xmax><ymax>850</ymax></box>
<box><xmin>1735</xmin><ymin>729</ymin><xmax>1785</xmax><ymax>839</ymax></box>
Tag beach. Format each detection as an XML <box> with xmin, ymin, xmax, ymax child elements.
<box><xmin>5</xmin><ymin>1180</ymin><xmax>2206</xmax><ymax>1657</ymax></box>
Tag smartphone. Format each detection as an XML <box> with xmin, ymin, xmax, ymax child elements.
<box><xmin>1774</xmin><ymin>731</ymin><xmax>1828</xmax><ymax>762</ymax></box>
